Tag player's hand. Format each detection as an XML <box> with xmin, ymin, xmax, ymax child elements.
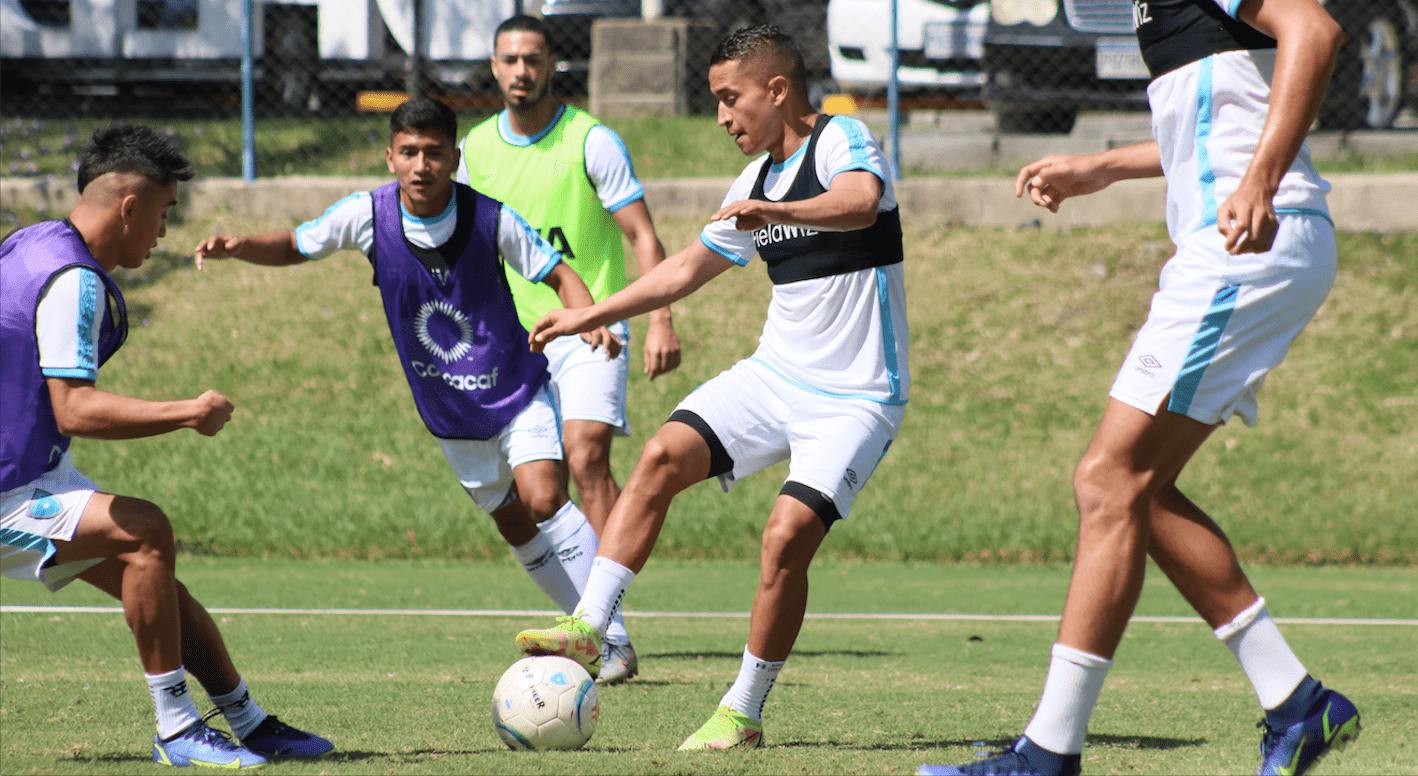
<box><xmin>643</xmin><ymin>316</ymin><xmax>681</xmax><ymax>381</ymax></box>
<box><xmin>581</xmin><ymin>327</ymin><xmax>622</xmax><ymax>361</ymax></box>
<box><xmin>711</xmin><ymin>199</ymin><xmax>777</xmax><ymax>232</ymax></box>
<box><xmin>188</xmin><ymin>390</ymin><xmax>235</xmax><ymax>436</ymax></box>
<box><xmin>192</xmin><ymin>235</ymin><xmax>243</xmax><ymax>270</ymax></box>
<box><xmin>1216</xmin><ymin>180</ymin><xmax>1280</xmax><ymax>254</ymax></box>
<box><xmin>529</xmin><ymin>309</ymin><xmax>587</xmax><ymax>353</ymax></box>
<box><xmin>1016</xmin><ymin>155</ymin><xmax>1114</xmax><ymax>212</ymax></box>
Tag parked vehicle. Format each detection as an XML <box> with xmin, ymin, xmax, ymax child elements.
<box><xmin>981</xmin><ymin>0</ymin><xmax>1417</xmax><ymax>133</ymax></box>
<box><xmin>0</xmin><ymin>0</ymin><xmax>514</xmax><ymax>115</ymax></box>
<box><xmin>827</xmin><ymin>0</ymin><xmax>988</xmax><ymax>95</ymax></box>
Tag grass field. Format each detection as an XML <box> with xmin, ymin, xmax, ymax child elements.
<box><xmin>2</xmin><ymin>559</ymin><xmax>1415</xmax><ymax>775</ymax></box>
<box><xmin>2</xmin><ymin>208</ymin><xmax>1409</xmax><ymax>564</ymax></box>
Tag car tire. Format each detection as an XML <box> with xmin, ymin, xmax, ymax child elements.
<box><xmin>1318</xmin><ymin>1</ymin><xmax>1410</xmax><ymax>130</ymax></box>
<box><xmin>994</xmin><ymin>104</ymin><xmax>1079</xmax><ymax>134</ymax></box>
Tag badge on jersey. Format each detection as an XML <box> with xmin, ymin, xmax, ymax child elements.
<box><xmin>29</xmin><ymin>490</ymin><xmax>62</xmax><ymax>520</ymax></box>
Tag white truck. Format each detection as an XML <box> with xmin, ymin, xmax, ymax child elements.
<box><xmin>1</xmin><ymin>0</ymin><xmax>515</xmax><ymax>112</ymax></box>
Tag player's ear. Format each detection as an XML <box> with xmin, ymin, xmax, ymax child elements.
<box><xmin>118</xmin><ymin>192</ymin><xmax>140</xmax><ymax>227</ymax></box>
<box><xmin>384</xmin><ymin>145</ymin><xmax>396</xmax><ymax>175</ymax></box>
<box><xmin>767</xmin><ymin>74</ymin><xmax>790</xmax><ymax>107</ymax></box>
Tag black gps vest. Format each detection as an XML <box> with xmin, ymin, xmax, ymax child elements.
<box><xmin>748</xmin><ymin>114</ymin><xmax>903</xmax><ymax>286</ymax></box>
<box><xmin>1134</xmin><ymin>0</ymin><xmax>1276</xmax><ymax>79</ymax></box>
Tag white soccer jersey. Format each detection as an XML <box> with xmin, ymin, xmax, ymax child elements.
<box><xmin>453</xmin><ymin>105</ymin><xmax>646</xmax><ymax>215</ymax></box>
<box><xmin>699</xmin><ymin>115</ymin><xmax>908</xmax><ymax>404</ymax></box>
<box><xmin>35</xmin><ymin>266</ymin><xmax>104</xmax><ymax>382</ymax></box>
<box><xmin>1147</xmin><ymin>12</ymin><xmax>1331</xmax><ymax>244</ymax></box>
<box><xmin>293</xmin><ymin>189</ymin><xmax>561</xmax><ymax>283</ymax></box>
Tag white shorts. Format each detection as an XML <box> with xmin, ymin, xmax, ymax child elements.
<box><xmin>544</xmin><ymin>319</ymin><xmax>631</xmax><ymax>436</ymax></box>
<box><xmin>672</xmin><ymin>357</ymin><xmax>904</xmax><ymax>522</ymax></box>
<box><xmin>1111</xmin><ymin>215</ymin><xmax>1337</xmax><ymax>427</ymax></box>
<box><xmin>438</xmin><ymin>386</ymin><xmax>564</xmax><ymax>512</ymax></box>
<box><xmin>1</xmin><ymin>453</ymin><xmax>105</xmax><ymax>592</ymax></box>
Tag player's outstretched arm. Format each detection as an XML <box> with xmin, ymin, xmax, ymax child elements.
<box><xmin>46</xmin><ymin>377</ymin><xmax>234</xmax><ymax>439</ymax></box>
<box><xmin>1217</xmin><ymin>0</ymin><xmax>1342</xmax><ymax>255</ymax></box>
<box><xmin>530</xmin><ymin>240</ymin><xmax>733</xmax><ymax>353</ymax></box>
<box><xmin>613</xmin><ymin>200</ymin><xmax>681</xmax><ymax>380</ymax></box>
<box><xmin>712</xmin><ymin>170</ymin><xmax>883</xmax><ymax>233</ymax></box>
<box><xmin>541</xmin><ymin>262</ymin><xmax>622</xmax><ymax>360</ymax></box>
<box><xmin>193</xmin><ymin>230</ymin><xmax>303</xmax><ymax>269</ymax></box>
<box><xmin>1016</xmin><ymin>142</ymin><xmax>1164</xmax><ymax>212</ymax></box>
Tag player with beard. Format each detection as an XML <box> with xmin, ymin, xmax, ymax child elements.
<box><xmin>457</xmin><ymin>15</ymin><xmax>682</xmax><ymax>685</ymax></box>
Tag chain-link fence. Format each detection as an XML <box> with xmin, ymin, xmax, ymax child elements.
<box><xmin>2</xmin><ymin>0</ymin><xmax>1413</xmax><ymax>181</ymax></box>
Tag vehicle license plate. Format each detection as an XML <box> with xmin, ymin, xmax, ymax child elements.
<box><xmin>1095</xmin><ymin>37</ymin><xmax>1149</xmax><ymax>79</ymax></box>
<box><xmin>924</xmin><ymin>21</ymin><xmax>980</xmax><ymax>60</ymax></box>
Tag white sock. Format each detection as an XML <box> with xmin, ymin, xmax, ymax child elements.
<box><xmin>1214</xmin><ymin>597</ymin><xmax>1307</xmax><ymax>710</ymax></box>
<box><xmin>537</xmin><ymin>502</ymin><xmax>632</xmax><ymax>644</ymax></box>
<box><xmin>719</xmin><ymin>646</ymin><xmax>785</xmax><ymax>722</ymax></box>
<box><xmin>1022</xmin><ymin>643</ymin><xmax>1113</xmax><ymax>755</ymax></box>
<box><xmin>209</xmin><ymin>676</ymin><xmax>268</xmax><ymax>740</ymax></box>
<box><xmin>572</xmin><ymin>556</ymin><xmax>636</xmax><ymax>638</ymax></box>
<box><xmin>511</xmin><ymin>529</ymin><xmax>581</xmax><ymax>614</ymax></box>
<box><xmin>147</xmin><ymin>667</ymin><xmax>202</xmax><ymax>740</ymax></box>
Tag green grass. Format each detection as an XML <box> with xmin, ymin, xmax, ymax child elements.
<box><xmin>2</xmin><ymin>559</ymin><xmax>1416</xmax><ymax>774</ymax></box>
<box><xmin>3</xmin><ymin>201</ymin><xmax>1415</xmax><ymax>563</ymax></box>
<box><xmin>4</xmin><ymin>115</ymin><xmax>1414</xmax><ymax>180</ymax></box>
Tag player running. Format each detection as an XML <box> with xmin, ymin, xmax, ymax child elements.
<box><xmin>1</xmin><ymin>122</ymin><xmax>332</xmax><ymax>769</ymax></box>
<box><xmin>514</xmin><ymin>25</ymin><xmax>908</xmax><ymax>750</ymax></box>
<box><xmin>456</xmin><ymin>14</ymin><xmax>681</xmax><ymax>684</ymax></box>
<box><xmin>918</xmin><ymin>1</ymin><xmax>1357</xmax><ymax>774</ymax></box>
<box><xmin>193</xmin><ymin>99</ymin><xmax>634</xmax><ymax>656</ymax></box>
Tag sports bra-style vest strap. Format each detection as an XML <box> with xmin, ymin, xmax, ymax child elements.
<box><xmin>748</xmin><ymin>114</ymin><xmax>903</xmax><ymax>286</ymax></box>
<box><xmin>1135</xmin><ymin>0</ymin><xmax>1275</xmax><ymax>79</ymax></box>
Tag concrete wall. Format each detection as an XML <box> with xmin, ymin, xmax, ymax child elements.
<box><xmin>5</xmin><ymin>173</ymin><xmax>1417</xmax><ymax>232</ymax></box>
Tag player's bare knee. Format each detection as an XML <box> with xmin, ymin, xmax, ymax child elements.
<box><xmin>117</xmin><ymin>499</ymin><xmax>177</xmax><ymax>567</ymax></box>
<box><xmin>565</xmin><ymin>443</ymin><xmax>612</xmax><ymax>485</ymax></box>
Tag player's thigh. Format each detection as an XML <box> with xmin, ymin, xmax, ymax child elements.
<box><xmin>783</xmin><ymin>393</ymin><xmax>903</xmax><ymax>521</ymax></box>
<box><xmin>1110</xmin><ymin>216</ymin><xmax>1336</xmax><ymax>428</ymax></box>
<box><xmin>671</xmin><ymin>359</ymin><xmax>792</xmax><ymax>490</ymax></box>
<box><xmin>546</xmin><ymin>321</ymin><xmax>631</xmax><ymax>437</ymax></box>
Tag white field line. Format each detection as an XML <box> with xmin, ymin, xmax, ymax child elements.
<box><xmin>1</xmin><ymin>605</ymin><xmax>1414</xmax><ymax>626</ymax></box>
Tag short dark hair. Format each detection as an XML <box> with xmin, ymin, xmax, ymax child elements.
<box><xmin>390</xmin><ymin>98</ymin><xmax>458</xmax><ymax>145</ymax></box>
<box><xmin>495</xmin><ymin>14</ymin><xmax>549</xmax><ymax>47</ymax></box>
<box><xmin>76</xmin><ymin>123</ymin><xmax>194</xmax><ymax>193</ymax></box>
<box><xmin>710</xmin><ymin>24</ymin><xmax>806</xmax><ymax>92</ymax></box>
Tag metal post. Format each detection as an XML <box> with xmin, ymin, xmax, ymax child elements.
<box><xmin>641</xmin><ymin>0</ymin><xmax>662</xmax><ymax>20</ymax></box>
<box><xmin>406</xmin><ymin>0</ymin><xmax>424</xmax><ymax>100</ymax></box>
<box><xmin>241</xmin><ymin>0</ymin><xmax>255</xmax><ymax>182</ymax></box>
<box><xmin>887</xmin><ymin>0</ymin><xmax>900</xmax><ymax>178</ymax></box>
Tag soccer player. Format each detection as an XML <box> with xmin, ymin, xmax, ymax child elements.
<box><xmin>514</xmin><ymin>25</ymin><xmax>908</xmax><ymax>750</ymax></box>
<box><xmin>1</xmin><ymin>122</ymin><xmax>332</xmax><ymax>769</ymax></box>
<box><xmin>193</xmin><ymin>99</ymin><xmax>630</xmax><ymax>662</ymax></box>
<box><xmin>456</xmin><ymin>14</ymin><xmax>682</xmax><ymax>684</ymax></box>
<box><xmin>918</xmin><ymin>1</ymin><xmax>1357</xmax><ymax>774</ymax></box>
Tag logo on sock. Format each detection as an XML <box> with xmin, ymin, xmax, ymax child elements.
<box><xmin>164</xmin><ymin>681</ymin><xmax>190</xmax><ymax>699</ymax></box>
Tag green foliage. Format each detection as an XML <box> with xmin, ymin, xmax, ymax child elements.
<box><xmin>2</xmin><ymin>560</ymin><xmax>1415</xmax><ymax>774</ymax></box>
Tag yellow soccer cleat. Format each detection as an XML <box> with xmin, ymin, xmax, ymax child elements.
<box><xmin>677</xmin><ymin>705</ymin><xmax>764</xmax><ymax>751</ymax></box>
<box><xmin>515</xmin><ymin>615</ymin><xmax>602</xmax><ymax>678</ymax></box>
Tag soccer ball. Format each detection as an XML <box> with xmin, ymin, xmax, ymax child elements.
<box><xmin>492</xmin><ymin>656</ymin><xmax>599</xmax><ymax>750</ymax></box>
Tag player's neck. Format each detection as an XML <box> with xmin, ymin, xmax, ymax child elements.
<box><xmin>66</xmin><ymin>205</ymin><xmax>120</xmax><ymax>273</ymax></box>
<box><xmin>504</xmin><ymin>98</ymin><xmax>563</xmax><ymax>140</ymax></box>
<box><xmin>768</xmin><ymin>111</ymin><xmax>820</xmax><ymax>163</ymax></box>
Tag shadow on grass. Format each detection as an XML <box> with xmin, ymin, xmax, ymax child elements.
<box><xmin>647</xmin><ymin>650</ymin><xmax>892</xmax><ymax>660</ymax></box>
<box><xmin>776</xmin><ymin>733</ymin><xmax>1205</xmax><ymax>752</ymax></box>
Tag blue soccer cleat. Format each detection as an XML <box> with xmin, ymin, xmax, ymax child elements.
<box><xmin>153</xmin><ymin>721</ymin><xmax>267</xmax><ymax>769</ymax></box>
<box><xmin>1257</xmin><ymin>689</ymin><xmax>1360</xmax><ymax>776</ymax></box>
<box><xmin>918</xmin><ymin>737</ymin><xmax>1081</xmax><ymax>776</ymax></box>
<box><xmin>241</xmin><ymin>714</ymin><xmax>334</xmax><ymax>758</ymax></box>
